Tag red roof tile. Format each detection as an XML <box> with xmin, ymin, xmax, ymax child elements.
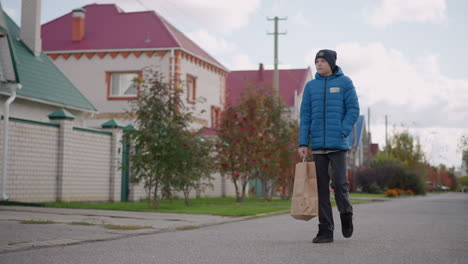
<box><xmin>226</xmin><ymin>66</ymin><xmax>310</xmax><ymax>108</ymax></box>
<box><xmin>41</xmin><ymin>4</ymin><xmax>226</xmax><ymax>70</ymax></box>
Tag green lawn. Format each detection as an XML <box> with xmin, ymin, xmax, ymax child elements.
<box><xmin>349</xmin><ymin>192</ymin><xmax>388</xmax><ymax>198</ymax></box>
<box><xmin>43</xmin><ymin>193</ymin><xmax>385</xmax><ymax>217</ymax></box>
<box><xmin>45</xmin><ymin>197</ymin><xmax>291</xmax><ymax>217</ymax></box>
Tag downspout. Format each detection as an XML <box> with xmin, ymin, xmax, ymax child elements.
<box><xmin>1</xmin><ymin>83</ymin><xmax>21</xmax><ymax>201</ymax></box>
<box><xmin>172</xmin><ymin>49</ymin><xmax>176</xmax><ymax>86</ymax></box>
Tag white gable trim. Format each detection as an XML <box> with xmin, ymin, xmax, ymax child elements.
<box><xmin>44</xmin><ymin>47</ymin><xmax>229</xmax><ymax>73</ymax></box>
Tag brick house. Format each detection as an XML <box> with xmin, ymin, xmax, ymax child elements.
<box><xmin>41</xmin><ymin>3</ymin><xmax>229</xmax><ymax>130</ymax></box>
<box><xmin>0</xmin><ymin>1</ymin><xmax>96</xmax><ymax>123</ymax></box>
<box><xmin>0</xmin><ymin>1</ymin><xmax>125</xmax><ymax>203</ymax></box>
<box><xmin>226</xmin><ymin>64</ymin><xmax>312</xmax><ymax>121</ymax></box>
<box><xmin>225</xmin><ymin>64</ymin><xmax>313</xmax><ymax>196</ymax></box>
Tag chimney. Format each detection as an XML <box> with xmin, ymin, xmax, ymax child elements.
<box><xmin>20</xmin><ymin>0</ymin><xmax>42</xmax><ymax>56</ymax></box>
<box><xmin>72</xmin><ymin>8</ymin><xmax>86</xmax><ymax>41</ymax></box>
<box><xmin>258</xmin><ymin>63</ymin><xmax>264</xmax><ymax>81</ymax></box>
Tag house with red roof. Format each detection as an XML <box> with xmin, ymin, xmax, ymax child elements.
<box><xmin>41</xmin><ymin>3</ymin><xmax>229</xmax><ymax>129</ymax></box>
<box><xmin>226</xmin><ymin>64</ymin><xmax>312</xmax><ymax>121</ymax></box>
<box><xmin>1</xmin><ymin>1</ymin><xmax>96</xmax><ymax>123</ymax></box>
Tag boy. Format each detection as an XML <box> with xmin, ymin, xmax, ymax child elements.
<box><xmin>298</xmin><ymin>49</ymin><xmax>360</xmax><ymax>243</ymax></box>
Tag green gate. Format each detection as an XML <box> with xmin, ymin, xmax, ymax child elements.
<box><xmin>120</xmin><ymin>134</ymin><xmax>130</xmax><ymax>202</ymax></box>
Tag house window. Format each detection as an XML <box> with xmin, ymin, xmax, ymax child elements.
<box><xmin>211</xmin><ymin>106</ymin><xmax>221</xmax><ymax>128</ymax></box>
<box><xmin>107</xmin><ymin>71</ymin><xmax>141</xmax><ymax>100</ymax></box>
<box><xmin>186</xmin><ymin>74</ymin><xmax>197</xmax><ymax>104</ymax></box>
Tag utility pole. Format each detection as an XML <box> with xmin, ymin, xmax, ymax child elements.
<box><xmin>267</xmin><ymin>16</ymin><xmax>287</xmax><ymax>96</ymax></box>
<box><xmin>368</xmin><ymin>108</ymin><xmax>371</xmax><ymax>135</ymax></box>
<box><xmin>385</xmin><ymin>115</ymin><xmax>388</xmax><ymax>153</ymax></box>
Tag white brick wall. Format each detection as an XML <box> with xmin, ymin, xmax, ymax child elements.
<box><xmin>0</xmin><ymin>116</ymin><xmax>237</xmax><ymax>202</ymax></box>
<box><xmin>0</xmin><ymin>119</ymin><xmax>59</xmax><ymax>202</ymax></box>
<box><xmin>60</xmin><ymin>129</ymin><xmax>112</xmax><ymax>201</ymax></box>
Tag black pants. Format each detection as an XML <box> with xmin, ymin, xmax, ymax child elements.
<box><xmin>314</xmin><ymin>150</ymin><xmax>353</xmax><ymax>232</ymax></box>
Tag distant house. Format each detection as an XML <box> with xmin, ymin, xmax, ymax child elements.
<box><xmin>346</xmin><ymin>115</ymin><xmax>373</xmax><ymax>191</ymax></box>
<box><xmin>226</xmin><ymin>64</ymin><xmax>312</xmax><ymax>121</ymax></box>
<box><xmin>41</xmin><ymin>3</ymin><xmax>229</xmax><ymax>129</ymax></box>
<box><xmin>347</xmin><ymin>115</ymin><xmax>371</xmax><ymax>169</ymax></box>
<box><xmin>0</xmin><ymin>1</ymin><xmax>121</xmax><ymax>203</ymax></box>
<box><xmin>225</xmin><ymin>64</ymin><xmax>312</xmax><ymax>197</ymax></box>
<box><xmin>0</xmin><ymin>1</ymin><xmax>96</xmax><ymax>123</ymax></box>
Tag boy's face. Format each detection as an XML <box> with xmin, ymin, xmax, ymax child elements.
<box><xmin>315</xmin><ymin>58</ymin><xmax>332</xmax><ymax>76</ymax></box>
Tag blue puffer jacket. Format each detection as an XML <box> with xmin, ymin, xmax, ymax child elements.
<box><xmin>298</xmin><ymin>66</ymin><xmax>359</xmax><ymax>150</ymax></box>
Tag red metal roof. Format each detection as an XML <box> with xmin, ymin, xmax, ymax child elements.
<box><xmin>370</xmin><ymin>143</ymin><xmax>380</xmax><ymax>156</ymax></box>
<box><xmin>41</xmin><ymin>4</ymin><xmax>226</xmax><ymax>70</ymax></box>
<box><xmin>226</xmin><ymin>66</ymin><xmax>310</xmax><ymax>108</ymax></box>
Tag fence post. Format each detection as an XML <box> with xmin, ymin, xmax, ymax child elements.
<box><xmin>48</xmin><ymin>109</ymin><xmax>75</xmax><ymax>201</ymax></box>
<box><xmin>101</xmin><ymin>119</ymin><xmax>124</xmax><ymax>202</ymax></box>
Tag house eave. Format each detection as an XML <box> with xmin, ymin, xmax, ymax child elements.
<box><xmin>44</xmin><ymin>47</ymin><xmax>230</xmax><ymax>73</ymax></box>
<box><xmin>0</xmin><ymin>91</ymin><xmax>97</xmax><ymax>113</ymax></box>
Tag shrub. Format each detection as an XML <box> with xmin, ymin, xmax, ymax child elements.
<box><xmin>367</xmin><ymin>182</ymin><xmax>382</xmax><ymax>194</ymax></box>
<box><xmin>385</xmin><ymin>188</ymin><xmax>414</xmax><ymax>197</ymax></box>
<box><xmin>387</xmin><ymin>167</ymin><xmax>426</xmax><ymax>195</ymax></box>
<box><xmin>355</xmin><ymin>168</ymin><xmax>390</xmax><ymax>193</ymax></box>
<box><xmin>385</xmin><ymin>189</ymin><xmax>399</xmax><ymax>197</ymax></box>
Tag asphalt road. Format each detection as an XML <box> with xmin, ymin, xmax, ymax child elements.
<box><xmin>1</xmin><ymin>192</ymin><xmax>467</xmax><ymax>264</ymax></box>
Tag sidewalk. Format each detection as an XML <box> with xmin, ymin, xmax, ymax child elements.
<box><xmin>0</xmin><ymin>196</ymin><xmax>388</xmax><ymax>254</ymax></box>
<box><xmin>0</xmin><ymin>205</ymin><xmax>259</xmax><ymax>254</ymax></box>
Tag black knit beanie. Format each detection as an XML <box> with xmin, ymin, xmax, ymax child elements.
<box><xmin>315</xmin><ymin>49</ymin><xmax>337</xmax><ymax>72</ymax></box>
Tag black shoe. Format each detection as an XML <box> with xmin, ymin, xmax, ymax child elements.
<box><xmin>340</xmin><ymin>213</ymin><xmax>353</xmax><ymax>238</ymax></box>
<box><xmin>312</xmin><ymin>235</ymin><xmax>334</xmax><ymax>243</ymax></box>
<box><xmin>313</xmin><ymin>224</ymin><xmax>334</xmax><ymax>243</ymax></box>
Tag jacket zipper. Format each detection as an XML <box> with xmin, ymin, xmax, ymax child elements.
<box><xmin>323</xmin><ymin>77</ymin><xmax>328</xmax><ymax>148</ymax></box>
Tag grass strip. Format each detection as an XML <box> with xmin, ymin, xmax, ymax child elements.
<box><xmin>20</xmin><ymin>220</ymin><xmax>56</xmax><ymax>224</ymax></box>
<box><xmin>102</xmin><ymin>224</ymin><xmax>152</xmax><ymax>230</ymax></box>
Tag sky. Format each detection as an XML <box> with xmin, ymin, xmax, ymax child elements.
<box><xmin>2</xmin><ymin>0</ymin><xmax>467</xmax><ymax>169</ymax></box>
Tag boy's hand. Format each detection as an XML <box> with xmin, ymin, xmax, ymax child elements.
<box><xmin>298</xmin><ymin>147</ymin><xmax>308</xmax><ymax>159</ymax></box>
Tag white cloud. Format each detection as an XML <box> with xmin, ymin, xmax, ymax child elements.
<box><xmin>304</xmin><ymin>42</ymin><xmax>468</xmax><ymax>167</ymax></box>
<box><xmin>230</xmin><ymin>53</ymin><xmax>258</xmax><ymax>70</ymax></box>
<box><xmin>227</xmin><ymin>54</ymin><xmax>294</xmax><ymax>71</ymax></box>
<box><xmin>305</xmin><ymin>42</ymin><xmax>468</xmax><ymax>126</ymax></box>
<box><xmin>291</xmin><ymin>12</ymin><xmax>308</xmax><ymax>25</ymax></box>
<box><xmin>85</xmin><ymin>0</ymin><xmax>260</xmax><ymax>33</ymax></box>
<box><xmin>264</xmin><ymin>64</ymin><xmax>294</xmax><ymax>70</ymax></box>
<box><xmin>187</xmin><ymin>30</ymin><xmax>237</xmax><ymax>55</ymax></box>
<box><xmin>371</xmin><ymin>124</ymin><xmax>466</xmax><ymax>168</ymax></box>
<box><xmin>365</xmin><ymin>0</ymin><xmax>447</xmax><ymax>28</ymax></box>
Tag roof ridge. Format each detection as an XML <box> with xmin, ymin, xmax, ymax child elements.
<box><xmin>43</xmin><ymin>3</ymin><xmax>120</xmax><ymax>26</ymax></box>
<box><xmin>153</xmin><ymin>11</ymin><xmax>182</xmax><ymax>48</ymax></box>
<box><xmin>155</xmin><ymin>13</ymin><xmax>227</xmax><ymax>69</ymax></box>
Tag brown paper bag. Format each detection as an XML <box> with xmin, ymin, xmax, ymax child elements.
<box><xmin>290</xmin><ymin>158</ymin><xmax>318</xmax><ymax>221</ymax></box>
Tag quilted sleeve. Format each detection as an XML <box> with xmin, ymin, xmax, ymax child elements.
<box><xmin>298</xmin><ymin>83</ymin><xmax>312</xmax><ymax>147</ymax></box>
<box><xmin>341</xmin><ymin>80</ymin><xmax>360</xmax><ymax>137</ymax></box>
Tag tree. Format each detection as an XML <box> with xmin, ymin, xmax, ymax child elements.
<box><xmin>172</xmin><ymin>132</ymin><xmax>215</xmax><ymax>205</ymax></box>
<box><xmin>216</xmin><ymin>83</ymin><xmax>297</xmax><ymax>202</ymax></box>
<box><xmin>216</xmin><ymin>107</ymin><xmax>249</xmax><ymax>202</ymax></box>
<box><xmin>383</xmin><ymin>130</ymin><xmax>425</xmax><ymax>167</ymax></box>
<box><xmin>126</xmin><ymin>69</ymin><xmax>209</xmax><ymax>208</ymax></box>
<box><xmin>458</xmin><ymin>135</ymin><xmax>468</xmax><ymax>174</ymax></box>
<box><xmin>276</xmin><ymin>121</ymin><xmax>300</xmax><ymax>199</ymax></box>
